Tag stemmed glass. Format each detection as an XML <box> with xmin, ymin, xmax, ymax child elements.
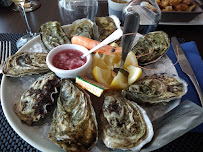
<box><xmin>12</xmin><ymin>0</ymin><xmax>38</xmax><ymax>49</ymax></box>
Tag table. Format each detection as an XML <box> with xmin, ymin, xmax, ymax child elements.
<box><xmin>0</xmin><ymin>0</ymin><xmax>203</xmax><ymax>152</ymax></box>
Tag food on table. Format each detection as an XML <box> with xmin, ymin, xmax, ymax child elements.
<box><xmin>49</xmin><ymin>79</ymin><xmax>98</xmax><ymax>152</ymax></box>
<box><xmin>92</xmin><ymin>52</ymin><xmax>142</xmax><ymax>89</ymax></box>
<box><xmin>71</xmin><ymin>36</ymin><xmax>122</xmax><ymax>55</ymax></box>
<box><xmin>2</xmin><ymin>52</ymin><xmax>49</xmax><ymax>77</ymax></box>
<box><xmin>131</xmin><ymin>31</ymin><xmax>170</xmax><ymax>65</ymax></box>
<box><xmin>14</xmin><ymin>72</ymin><xmax>60</xmax><ymax>125</ymax></box>
<box><xmin>68</xmin><ymin>19</ymin><xmax>95</xmax><ymax>40</ymax></box>
<box><xmin>75</xmin><ymin>76</ymin><xmax>109</xmax><ymax>97</ymax></box>
<box><xmin>52</xmin><ymin>49</ymin><xmax>87</xmax><ymax>70</ymax></box>
<box><xmin>94</xmin><ymin>16</ymin><xmax>119</xmax><ymax>41</ymax></box>
<box><xmin>101</xmin><ymin>92</ymin><xmax>154</xmax><ymax>151</ymax></box>
<box><xmin>122</xmin><ymin>74</ymin><xmax>188</xmax><ymax>104</ymax></box>
<box><xmin>156</xmin><ymin>0</ymin><xmax>197</xmax><ymax>11</ymax></box>
<box><xmin>40</xmin><ymin>21</ymin><xmax>70</xmax><ymax>51</ymax></box>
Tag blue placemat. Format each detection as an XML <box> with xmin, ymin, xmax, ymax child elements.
<box><xmin>167</xmin><ymin>41</ymin><xmax>203</xmax><ymax>133</ymax></box>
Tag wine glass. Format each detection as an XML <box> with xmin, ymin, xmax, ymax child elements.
<box><xmin>13</xmin><ymin>0</ymin><xmax>41</xmax><ymax>12</ymax></box>
<box><xmin>123</xmin><ymin>0</ymin><xmax>161</xmax><ymax>35</ymax></box>
<box><xmin>12</xmin><ymin>0</ymin><xmax>38</xmax><ymax>49</ymax></box>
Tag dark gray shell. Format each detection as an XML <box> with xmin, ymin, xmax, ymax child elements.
<box><xmin>40</xmin><ymin>21</ymin><xmax>70</xmax><ymax>51</ymax></box>
<box><xmin>14</xmin><ymin>72</ymin><xmax>60</xmax><ymax>125</ymax></box>
<box><xmin>49</xmin><ymin>79</ymin><xmax>98</xmax><ymax>152</ymax></box>
<box><xmin>131</xmin><ymin>31</ymin><xmax>170</xmax><ymax>65</ymax></box>
<box><xmin>122</xmin><ymin>74</ymin><xmax>188</xmax><ymax>104</ymax></box>
<box><xmin>2</xmin><ymin>52</ymin><xmax>49</xmax><ymax>77</ymax></box>
<box><xmin>101</xmin><ymin>92</ymin><xmax>153</xmax><ymax>151</ymax></box>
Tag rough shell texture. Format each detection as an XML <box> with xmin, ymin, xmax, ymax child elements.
<box><xmin>101</xmin><ymin>91</ymin><xmax>154</xmax><ymax>151</ymax></box>
<box><xmin>131</xmin><ymin>31</ymin><xmax>170</xmax><ymax>65</ymax></box>
<box><xmin>122</xmin><ymin>74</ymin><xmax>188</xmax><ymax>104</ymax></box>
<box><xmin>40</xmin><ymin>21</ymin><xmax>70</xmax><ymax>51</ymax></box>
<box><xmin>49</xmin><ymin>79</ymin><xmax>98</xmax><ymax>152</ymax></box>
<box><xmin>2</xmin><ymin>52</ymin><xmax>49</xmax><ymax>77</ymax></box>
<box><xmin>67</xmin><ymin>19</ymin><xmax>96</xmax><ymax>40</ymax></box>
<box><xmin>94</xmin><ymin>15</ymin><xmax>120</xmax><ymax>41</ymax></box>
<box><xmin>14</xmin><ymin>72</ymin><xmax>60</xmax><ymax>125</ymax></box>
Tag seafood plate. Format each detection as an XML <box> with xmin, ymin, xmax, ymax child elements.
<box><xmin>1</xmin><ymin>17</ymin><xmax>187</xmax><ymax>152</ymax></box>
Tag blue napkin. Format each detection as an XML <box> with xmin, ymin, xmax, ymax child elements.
<box><xmin>167</xmin><ymin>41</ymin><xmax>203</xmax><ymax>133</ymax></box>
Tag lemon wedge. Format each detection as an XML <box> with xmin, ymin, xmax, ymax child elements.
<box><xmin>110</xmin><ymin>71</ymin><xmax>128</xmax><ymax>89</ymax></box>
<box><xmin>92</xmin><ymin>66</ymin><xmax>113</xmax><ymax>87</ymax></box>
<box><xmin>92</xmin><ymin>52</ymin><xmax>108</xmax><ymax>70</ymax></box>
<box><xmin>127</xmin><ymin>65</ymin><xmax>142</xmax><ymax>85</ymax></box>
<box><xmin>124</xmin><ymin>51</ymin><xmax>138</xmax><ymax>69</ymax></box>
<box><xmin>109</xmin><ymin>42</ymin><xmax>119</xmax><ymax>48</ymax></box>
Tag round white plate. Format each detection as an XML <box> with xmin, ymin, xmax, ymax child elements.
<box><xmin>1</xmin><ymin>25</ymin><xmax>180</xmax><ymax>152</ymax></box>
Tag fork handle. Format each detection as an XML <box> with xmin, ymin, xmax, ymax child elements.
<box><xmin>188</xmin><ymin>74</ymin><xmax>203</xmax><ymax>107</ymax></box>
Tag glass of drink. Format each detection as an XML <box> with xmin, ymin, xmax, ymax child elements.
<box><xmin>58</xmin><ymin>0</ymin><xmax>98</xmax><ymax>24</ymax></box>
<box><xmin>123</xmin><ymin>0</ymin><xmax>161</xmax><ymax>35</ymax></box>
<box><xmin>12</xmin><ymin>0</ymin><xmax>38</xmax><ymax>49</ymax></box>
<box><xmin>13</xmin><ymin>0</ymin><xmax>41</xmax><ymax>12</ymax></box>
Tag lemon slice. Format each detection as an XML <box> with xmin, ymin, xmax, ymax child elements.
<box><xmin>127</xmin><ymin>65</ymin><xmax>142</xmax><ymax>85</ymax></box>
<box><xmin>92</xmin><ymin>66</ymin><xmax>113</xmax><ymax>87</ymax></box>
<box><xmin>110</xmin><ymin>42</ymin><xmax>119</xmax><ymax>48</ymax></box>
<box><xmin>92</xmin><ymin>52</ymin><xmax>108</xmax><ymax>70</ymax></box>
<box><xmin>124</xmin><ymin>51</ymin><xmax>138</xmax><ymax>69</ymax></box>
<box><xmin>110</xmin><ymin>71</ymin><xmax>128</xmax><ymax>89</ymax></box>
<box><xmin>102</xmin><ymin>54</ymin><xmax>121</xmax><ymax>69</ymax></box>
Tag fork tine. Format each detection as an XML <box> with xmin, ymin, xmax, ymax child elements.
<box><xmin>5</xmin><ymin>41</ymin><xmax>8</xmax><ymax>61</ymax></box>
<box><xmin>1</xmin><ymin>41</ymin><xmax>5</xmax><ymax>65</ymax></box>
<box><xmin>0</xmin><ymin>42</ymin><xmax>1</xmax><ymax>62</ymax></box>
<box><xmin>9</xmin><ymin>41</ymin><xmax>11</xmax><ymax>57</ymax></box>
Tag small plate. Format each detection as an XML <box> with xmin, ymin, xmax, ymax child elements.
<box><xmin>160</xmin><ymin>5</ymin><xmax>203</xmax><ymax>22</ymax></box>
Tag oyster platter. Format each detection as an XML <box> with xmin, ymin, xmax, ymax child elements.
<box><xmin>1</xmin><ymin>16</ymin><xmax>188</xmax><ymax>152</ymax></box>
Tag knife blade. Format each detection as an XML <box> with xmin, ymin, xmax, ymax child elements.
<box><xmin>171</xmin><ymin>37</ymin><xmax>203</xmax><ymax>107</ymax></box>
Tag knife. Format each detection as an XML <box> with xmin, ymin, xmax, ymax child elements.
<box><xmin>171</xmin><ymin>37</ymin><xmax>203</xmax><ymax>107</ymax></box>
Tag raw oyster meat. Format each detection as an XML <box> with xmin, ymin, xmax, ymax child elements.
<box><xmin>49</xmin><ymin>79</ymin><xmax>98</xmax><ymax>152</ymax></box>
<box><xmin>68</xmin><ymin>19</ymin><xmax>95</xmax><ymax>40</ymax></box>
<box><xmin>122</xmin><ymin>74</ymin><xmax>188</xmax><ymax>104</ymax></box>
<box><xmin>94</xmin><ymin>15</ymin><xmax>120</xmax><ymax>41</ymax></box>
<box><xmin>101</xmin><ymin>92</ymin><xmax>154</xmax><ymax>151</ymax></box>
<box><xmin>131</xmin><ymin>31</ymin><xmax>170</xmax><ymax>65</ymax></box>
<box><xmin>3</xmin><ymin>52</ymin><xmax>49</xmax><ymax>77</ymax></box>
<box><xmin>14</xmin><ymin>72</ymin><xmax>60</xmax><ymax>125</ymax></box>
<box><xmin>40</xmin><ymin>21</ymin><xmax>70</xmax><ymax>51</ymax></box>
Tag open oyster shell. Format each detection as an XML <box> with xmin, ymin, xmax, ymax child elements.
<box><xmin>94</xmin><ymin>15</ymin><xmax>121</xmax><ymax>41</ymax></box>
<box><xmin>14</xmin><ymin>72</ymin><xmax>60</xmax><ymax>125</ymax></box>
<box><xmin>40</xmin><ymin>21</ymin><xmax>70</xmax><ymax>51</ymax></box>
<box><xmin>49</xmin><ymin>79</ymin><xmax>98</xmax><ymax>152</ymax></box>
<box><xmin>3</xmin><ymin>52</ymin><xmax>49</xmax><ymax>77</ymax></box>
<box><xmin>122</xmin><ymin>74</ymin><xmax>188</xmax><ymax>104</ymax></box>
<box><xmin>131</xmin><ymin>31</ymin><xmax>170</xmax><ymax>65</ymax></box>
<box><xmin>101</xmin><ymin>92</ymin><xmax>154</xmax><ymax>151</ymax></box>
<box><xmin>67</xmin><ymin>18</ymin><xmax>97</xmax><ymax>40</ymax></box>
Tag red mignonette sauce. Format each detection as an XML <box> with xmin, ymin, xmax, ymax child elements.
<box><xmin>52</xmin><ymin>49</ymin><xmax>87</xmax><ymax>70</ymax></box>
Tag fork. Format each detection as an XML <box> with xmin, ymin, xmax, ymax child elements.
<box><xmin>0</xmin><ymin>41</ymin><xmax>11</xmax><ymax>73</ymax></box>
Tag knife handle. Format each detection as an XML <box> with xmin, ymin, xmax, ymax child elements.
<box><xmin>188</xmin><ymin>74</ymin><xmax>203</xmax><ymax>107</ymax></box>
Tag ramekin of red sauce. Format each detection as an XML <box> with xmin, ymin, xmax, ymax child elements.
<box><xmin>46</xmin><ymin>44</ymin><xmax>92</xmax><ymax>78</ymax></box>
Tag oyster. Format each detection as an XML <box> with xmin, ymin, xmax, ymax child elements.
<box><xmin>3</xmin><ymin>52</ymin><xmax>49</xmax><ymax>77</ymax></box>
<box><xmin>94</xmin><ymin>15</ymin><xmax>120</xmax><ymax>41</ymax></box>
<box><xmin>101</xmin><ymin>92</ymin><xmax>154</xmax><ymax>151</ymax></box>
<box><xmin>14</xmin><ymin>72</ymin><xmax>60</xmax><ymax>125</ymax></box>
<box><xmin>49</xmin><ymin>79</ymin><xmax>98</xmax><ymax>152</ymax></box>
<box><xmin>40</xmin><ymin>21</ymin><xmax>70</xmax><ymax>51</ymax></box>
<box><xmin>131</xmin><ymin>31</ymin><xmax>170</xmax><ymax>65</ymax></box>
<box><xmin>67</xmin><ymin>19</ymin><xmax>95</xmax><ymax>40</ymax></box>
<box><xmin>122</xmin><ymin>74</ymin><xmax>188</xmax><ymax>104</ymax></box>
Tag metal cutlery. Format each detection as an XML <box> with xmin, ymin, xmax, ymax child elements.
<box><xmin>113</xmin><ymin>12</ymin><xmax>140</xmax><ymax>77</ymax></box>
<box><xmin>0</xmin><ymin>41</ymin><xmax>11</xmax><ymax>73</ymax></box>
<box><xmin>171</xmin><ymin>37</ymin><xmax>203</xmax><ymax>107</ymax></box>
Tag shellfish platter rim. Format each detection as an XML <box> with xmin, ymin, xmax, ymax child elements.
<box><xmin>1</xmin><ymin>25</ymin><xmax>180</xmax><ymax>152</ymax></box>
